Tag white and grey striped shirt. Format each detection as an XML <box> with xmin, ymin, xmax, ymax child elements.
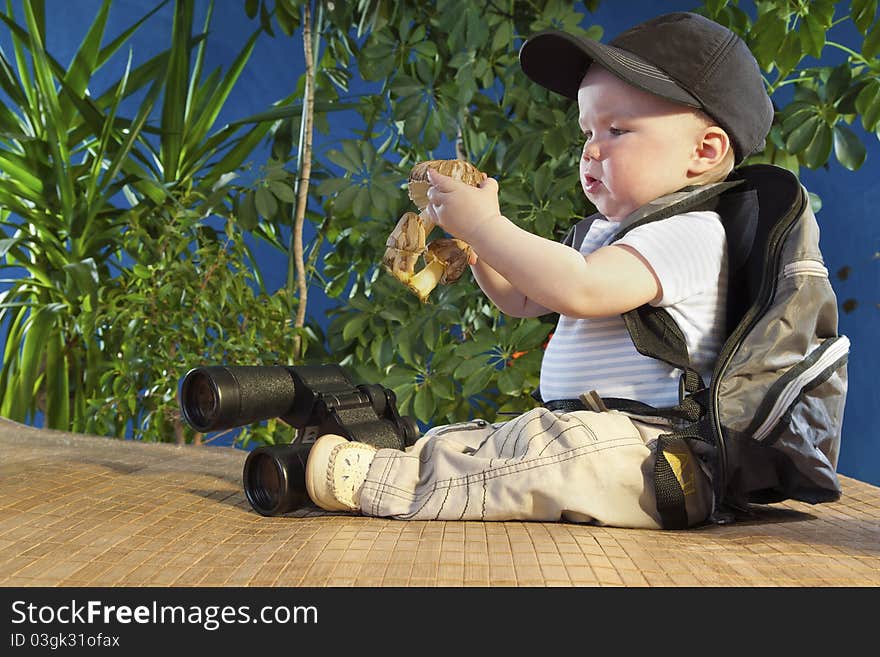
<box><xmin>539</xmin><ymin>211</ymin><xmax>728</xmax><ymax>408</ymax></box>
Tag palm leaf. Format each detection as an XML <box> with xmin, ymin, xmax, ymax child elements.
<box><xmin>60</xmin><ymin>0</ymin><xmax>112</xmax><ymax>124</ymax></box>
<box><xmin>184</xmin><ymin>28</ymin><xmax>261</xmax><ymax>162</ymax></box>
<box><xmin>94</xmin><ymin>0</ymin><xmax>170</xmax><ymax>70</ymax></box>
<box><xmin>23</xmin><ymin>1</ymin><xmax>76</xmax><ymax>223</ymax></box>
<box><xmin>4</xmin><ymin>0</ymin><xmax>38</xmax><ymax>128</ymax></box>
<box><xmin>160</xmin><ymin>0</ymin><xmax>195</xmax><ymax>182</ymax></box>
<box><xmin>43</xmin><ymin>331</ymin><xmax>70</xmax><ymax>428</ymax></box>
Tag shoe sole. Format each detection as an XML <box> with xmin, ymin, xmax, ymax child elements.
<box><xmin>305</xmin><ymin>434</ymin><xmax>350</xmax><ymax>511</ymax></box>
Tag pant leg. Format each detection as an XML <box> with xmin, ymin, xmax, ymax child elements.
<box><xmin>357</xmin><ymin>407</ymin><xmax>712</xmax><ymax>529</ymax></box>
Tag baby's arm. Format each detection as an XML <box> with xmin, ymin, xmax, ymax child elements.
<box><xmin>426</xmin><ymin>169</ymin><xmax>659</xmax><ymax>317</ymax></box>
<box><xmin>469</xmin><ymin>221</ymin><xmax>659</xmax><ymax>317</ymax></box>
<box><xmin>469</xmin><ymin>256</ymin><xmax>552</xmax><ymax>317</ymax></box>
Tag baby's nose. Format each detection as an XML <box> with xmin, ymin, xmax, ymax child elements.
<box><xmin>583</xmin><ymin>142</ymin><xmax>600</xmax><ymax>160</ymax></box>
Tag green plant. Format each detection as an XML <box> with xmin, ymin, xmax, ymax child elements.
<box><xmin>86</xmin><ymin>209</ymin><xmax>320</xmax><ymax>444</ymax></box>
<box><xmin>0</xmin><ymin>0</ymin><xmax>169</xmax><ymax>430</ymax></box>
<box><xmin>0</xmin><ymin>0</ymin><xmax>316</xmax><ymax>441</ymax></box>
<box><xmin>252</xmin><ymin>0</ymin><xmax>880</xmax><ymax>429</ymax></box>
<box><xmin>708</xmin><ymin>0</ymin><xmax>880</xmax><ymax>176</ymax></box>
<box><xmin>3</xmin><ymin>0</ymin><xmax>877</xmax><ymax>445</ymax></box>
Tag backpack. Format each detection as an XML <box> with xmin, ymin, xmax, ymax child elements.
<box><xmin>552</xmin><ymin>164</ymin><xmax>850</xmax><ymax>529</ymax></box>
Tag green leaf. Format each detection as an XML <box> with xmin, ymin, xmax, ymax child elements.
<box><xmin>23</xmin><ymin>2</ymin><xmax>75</xmax><ymax>223</ymax></box>
<box><xmin>864</xmin><ymin>20</ymin><xmax>880</xmax><ymax>59</ymax></box>
<box><xmin>275</xmin><ymin>0</ymin><xmax>298</xmax><ymax>36</ymax></box>
<box><xmin>316</xmin><ymin>177</ymin><xmax>350</xmax><ymax>196</ymax></box>
<box><xmin>333</xmin><ymin>185</ymin><xmax>360</xmax><ymax>213</ymax></box>
<box><xmin>396</xmin><ymin>326</ymin><xmax>415</xmax><ymax>366</ymax></box>
<box><xmin>833</xmin><ymin>124</ymin><xmax>867</xmax><ymax>170</ymax></box>
<box><xmin>159</xmin><ymin>0</ymin><xmax>194</xmax><ymax>182</ymax></box>
<box><xmin>856</xmin><ymin>79</ymin><xmax>880</xmax><ymax>130</ymax></box>
<box><xmin>255</xmin><ymin>186</ymin><xmax>278</xmax><ymax>218</ymax></box>
<box><xmin>413</xmin><ymin>384</ymin><xmax>435</xmax><ymax>421</ymax></box>
<box><xmin>510</xmin><ymin>319</ymin><xmax>552</xmax><ymax>349</ymax></box>
<box><xmin>187</xmin><ymin>28</ymin><xmax>261</xmax><ymax>158</ymax></box>
<box><xmin>456</xmin><ymin>338</ymin><xmax>494</xmax><ymax>358</ymax></box>
<box><xmin>342</xmin><ymin>313</ymin><xmax>370</xmax><ymax>342</ymax></box>
<box><xmin>269</xmin><ymin>180</ymin><xmax>296</xmax><ymax>203</ymax></box>
<box><xmin>851</xmin><ymin>0</ymin><xmax>878</xmax><ymax>35</ymax></box>
<box><xmin>63</xmin><ymin>258</ymin><xmax>99</xmax><ymax>298</ymax></box>
<box><xmin>377</xmin><ymin>305</ymin><xmax>409</xmax><ymax>323</ymax></box>
<box><xmin>497</xmin><ymin>367</ymin><xmax>522</xmax><ymax>396</ymax></box>
<box><xmin>785</xmin><ymin>115</ymin><xmax>821</xmax><ymax>153</ymax></box>
<box><xmin>793</xmin><ymin>85</ymin><xmax>823</xmax><ymax>106</ymax></box>
<box><xmin>132</xmin><ymin>264</ymin><xmax>151</xmax><ymax>279</ymax></box>
<box><xmin>430</xmin><ymin>375</ymin><xmax>456</xmax><ymax>401</ymax></box>
<box><xmin>776</xmin><ymin>31</ymin><xmax>803</xmax><ymax>74</ymax></box>
<box><xmin>421</xmin><ymin>317</ymin><xmax>439</xmax><ymax>351</ymax></box>
<box><xmin>352</xmin><ymin>186</ymin><xmax>371</xmax><ymax>218</ymax></box>
<box><xmin>533</xmin><ymin>165</ymin><xmax>551</xmax><ymax>199</ymax></box>
<box><xmin>837</xmin><ymin>80</ymin><xmax>868</xmax><ymax>115</ymax></box>
<box><xmin>44</xmin><ymin>332</ymin><xmax>70</xmax><ymax>429</ymax></box>
<box><xmin>825</xmin><ymin>64</ymin><xmax>851</xmax><ymax>104</ymax></box>
<box><xmin>238</xmin><ymin>190</ymin><xmax>259</xmax><ymax>230</ymax></box>
<box><xmin>454</xmin><ymin>357</ymin><xmax>488</xmax><ymax>379</ymax></box>
<box><xmin>383</xmin><ymin>368</ymin><xmax>419</xmax><ymax>389</ymax></box>
<box><xmin>326</xmin><ymin>147</ymin><xmax>361</xmax><ymax>173</ymax></box>
<box><xmin>749</xmin><ymin>11</ymin><xmax>787</xmax><ymax>71</ymax></box>
<box><xmin>799</xmin><ymin>14</ymin><xmax>826</xmax><ymax>58</ymax></box>
<box><xmin>0</xmin><ymin>237</ymin><xmax>20</xmax><ymax>259</ymax></box>
<box><xmin>461</xmin><ymin>365</ymin><xmax>494</xmax><ymax>398</ymax></box>
<box><xmin>18</xmin><ymin>305</ymin><xmax>58</xmax><ymax>422</ymax></box>
<box><xmin>808</xmin><ymin>0</ymin><xmax>836</xmax><ymax>27</ymax></box>
<box><xmin>370</xmin><ymin>337</ymin><xmax>394</xmax><ymax>369</ymax></box>
<box><xmin>804</xmin><ymin>122</ymin><xmax>832</xmax><ymax>169</ymax></box>
<box><xmin>62</xmin><ymin>0</ymin><xmax>111</xmax><ymax>104</ymax></box>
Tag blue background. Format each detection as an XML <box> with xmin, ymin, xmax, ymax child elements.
<box><xmin>1</xmin><ymin>0</ymin><xmax>878</xmax><ymax>486</ymax></box>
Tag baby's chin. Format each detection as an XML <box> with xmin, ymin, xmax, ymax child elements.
<box><xmin>584</xmin><ymin>193</ymin><xmax>632</xmax><ymax>222</ymax></box>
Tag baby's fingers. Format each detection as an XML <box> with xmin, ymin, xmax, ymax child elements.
<box><xmin>479</xmin><ymin>176</ymin><xmax>498</xmax><ymax>193</ymax></box>
<box><xmin>426</xmin><ymin>167</ymin><xmax>458</xmax><ymax>191</ymax></box>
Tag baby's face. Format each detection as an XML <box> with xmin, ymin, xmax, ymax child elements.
<box><xmin>576</xmin><ymin>65</ymin><xmax>710</xmax><ymax>221</ymax></box>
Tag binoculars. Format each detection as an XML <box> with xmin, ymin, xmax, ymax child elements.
<box><xmin>179</xmin><ymin>364</ymin><xmax>420</xmax><ymax>516</ymax></box>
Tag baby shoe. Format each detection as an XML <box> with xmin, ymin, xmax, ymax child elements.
<box><xmin>305</xmin><ymin>434</ymin><xmax>377</xmax><ymax>512</ymax></box>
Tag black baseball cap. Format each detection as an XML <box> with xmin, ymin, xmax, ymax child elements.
<box><xmin>519</xmin><ymin>12</ymin><xmax>774</xmax><ymax>163</ymax></box>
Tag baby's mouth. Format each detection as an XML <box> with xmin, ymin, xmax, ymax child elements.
<box><xmin>583</xmin><ymin>175</ymin><xmax>602</xmax><ymax>193</ymax></box>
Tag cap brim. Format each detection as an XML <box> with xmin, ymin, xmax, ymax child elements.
<box><xmin>519</xmin><ymin>30</ymin><xmax>701</xmax><ymax>108</ymax></box>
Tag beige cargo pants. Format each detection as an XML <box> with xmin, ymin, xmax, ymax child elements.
<box><xmin>358</xmin><ymin>406</ymin><xmax>712</xmax><ymax>529</ymax></box>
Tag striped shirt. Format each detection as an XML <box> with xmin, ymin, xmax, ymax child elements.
<box><xmin>539</xmin><ymin>211</ymin><xmax>728</xmax><ymax>408</ymax></box>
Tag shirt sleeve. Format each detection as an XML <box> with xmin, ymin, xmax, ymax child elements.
<box><xmin>615</xmin><ymin>210</ymin><xmax>726</xmax><ymax>307</ymax></box>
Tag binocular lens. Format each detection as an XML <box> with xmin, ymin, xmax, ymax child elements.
<box><xmin>245</xmin><ymin>452</ymin><xmax>283</xmax><ymax>513</ymax></box>
<box><xmin>180</xmin><ymin>369</ymin><xmax>219</xmax><ymax>430</ymax></box>
<box><xmin>180</xmin><ymin>366</ymin><xmax>300</xmax><ymax>433</ymax></box>
<box><xmin>243</xmin><ymin>444</ymin><xmax>311</xmax><ymax>516</ymax></box>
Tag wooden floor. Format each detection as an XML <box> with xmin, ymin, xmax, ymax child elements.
<box><xmin>1</xmin><ymin>417</ymin><xmax>878</xmax><ymax>587</ymax></box>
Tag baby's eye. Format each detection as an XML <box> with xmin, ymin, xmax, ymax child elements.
<box><xmin>582</xmin><ymin>130</ymin><xmax>593</xmax><ymax>141</ymax></box>
<box><xmin>609</xmin><ymin>127</ymin><xmax>628</xmax><ymax>136</ymax></box>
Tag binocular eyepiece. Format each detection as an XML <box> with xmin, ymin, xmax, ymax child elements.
<box><xmin>179</xmin><ymin>364</ymin><xmax>420</xmax><ymax>516</ymax></box>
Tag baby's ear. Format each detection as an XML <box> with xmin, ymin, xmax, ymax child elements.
<box><xmin>698</xmin><ymin>125</ymin><xmax>733</xmax><ymax>168</ymax></box>
<box><xmin>693</xmin><ymin>125</ymin><xmax>731</xmax><ymax>172</ymax></box>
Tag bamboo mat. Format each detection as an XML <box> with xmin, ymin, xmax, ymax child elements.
<box><xmin>1</xmin><ymin>418</ymin><xmax>878</xmax><ymax>587</ymax></box>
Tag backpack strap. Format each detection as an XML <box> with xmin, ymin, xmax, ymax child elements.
<box><xmin>551</xmin><ymin>180</ymin><xmax>747</xmax><ymax>529</ymax></box>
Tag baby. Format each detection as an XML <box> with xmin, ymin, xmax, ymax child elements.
<box><xmin>304</xmin><ymin>12</ymin><xmax>774</xmax><ymax>529</ymax></box>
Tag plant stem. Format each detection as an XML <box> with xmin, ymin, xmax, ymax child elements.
<box><xmin>825</xmin><ymin>40</ymin><xmax>869</xmax><ymax>65</ymax></box>
<box><xmin>289</xmin><ymin>1</ymin><xmax>320</xmax><ymax>361</ymax></box>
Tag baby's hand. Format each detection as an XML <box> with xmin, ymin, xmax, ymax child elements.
<box><xmin>425</xmin><ymin>168</ymin><xmax>502</xmax><ymax>244</ymax></box>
